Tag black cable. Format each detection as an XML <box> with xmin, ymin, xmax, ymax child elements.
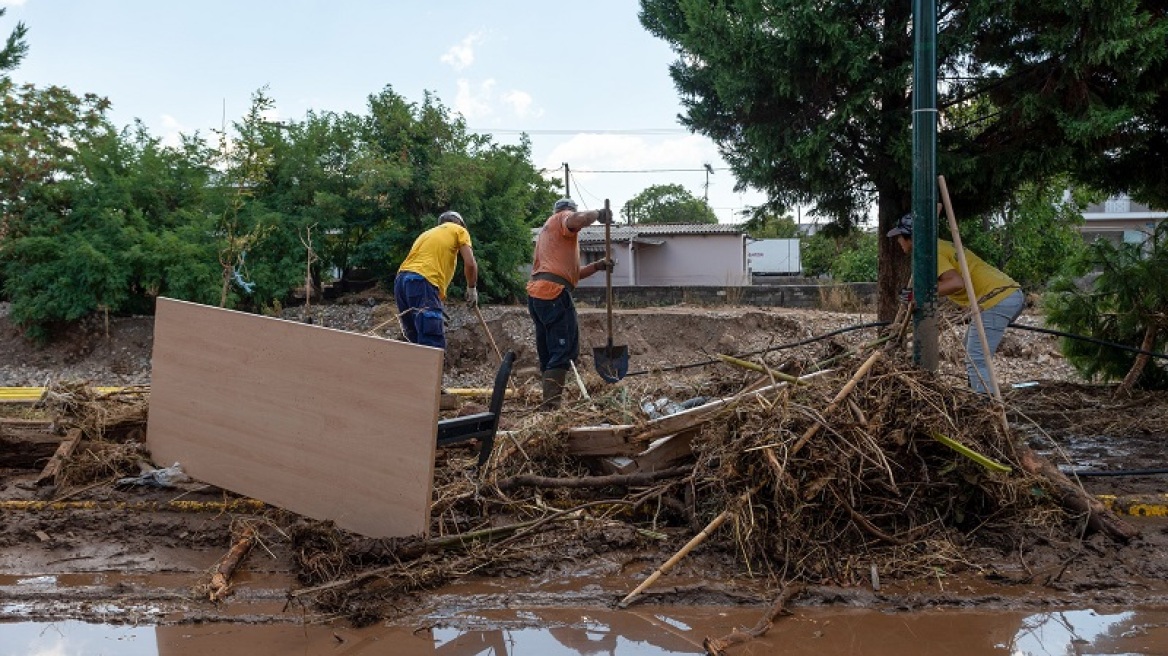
<box><xmin>620</xmin><ymin>321</ymin><xmax>890</xmax><ymax>378</ymax></box>
<box><xmin>609</xmin><ymin>317</ymin><xmax>1166</xmax><ymax>379</ymax></box>
<box><xmin>1061</xmin><ymin>468</ymin><xmax>1168</xmax><ymax>478</ymax></box>
<box><xmin>1008</xmin><ymin>323</ymin><xmax>1168</xmax><ymax>361</ymax></box>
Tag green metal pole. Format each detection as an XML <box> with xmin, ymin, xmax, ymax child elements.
<box><xmin>911</xmin><ymin>0</ymin><xmax>939</xmax><ymax>370</ymax></box>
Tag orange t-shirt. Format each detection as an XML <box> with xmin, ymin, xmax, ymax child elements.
<box><xmin>526</xmin><ymin>211</ymin><xmax>580</xmax><ymax>301</ymax></box>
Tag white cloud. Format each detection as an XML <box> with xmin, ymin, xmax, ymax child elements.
<box><xmin>440</xmin><ymin>32</ymin><xmax>484</xmax><ymax>71</ymax></box>
<box><xmin>158</xmin><ymin>114</ymin><xmax>189</xmax><ymax>149</ymax></box>
<box><xmin>501</xmin><ymin>90</ymin><xmax>542</xmax><ymax>119</ymax></box>
<box><xmin>454</xmin><ymin>78</ymin><xmax>496</xmax><ymax>121</ymax></box>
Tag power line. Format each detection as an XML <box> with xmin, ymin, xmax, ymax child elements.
<box><xmin>472</xmin><ymin>128</ymin><xmax>690</xmax><ymax>135</ymax></box>
<box><xmin>571</xmin><ymin>167</ymin><xmax>730</xmax><ymax>173</ymax></box>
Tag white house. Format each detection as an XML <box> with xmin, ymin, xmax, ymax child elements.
<box><xmin>532</xmin><ymin>224</ymin><xmax>750</xmax><ymax>287</ymax></box>
<box><xmin>1080</xmin><ymin>194</ymin><xmax>1167</xmax><ymax>245</ymax></box>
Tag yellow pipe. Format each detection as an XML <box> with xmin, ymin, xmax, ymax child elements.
<box><xmin>0</xmin><ymin>499</ymin><xmax>266</xmax><ymax>513</ymax></box>
<box><xmin>0</xmin><ymin>386</ymin><xmax>144</xmax><ymax>403</ymax></box>
<box><xmin>1096</xmin><ymin>494</ymin><xmax>1168</xmax><ymax>518</ymax></box>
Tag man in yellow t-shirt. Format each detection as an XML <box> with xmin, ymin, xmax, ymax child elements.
<box><xmin>394</xmin><ymin>211</ymin><xmax>478</xmax><ymax>349</ymax></box>
<box><xmin>887</xmin><ymin>213</ymin><xmax>1025</xmax><ymax>393</ymax></box>
<box><xmin>526</xmin><ymin>198</ymin><xmax>614</xmax><ymax>409</ymax></box>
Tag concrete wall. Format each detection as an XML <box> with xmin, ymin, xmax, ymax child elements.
<box><xmin>576</xmin><ymin>234</ymin><xmax>748</xmax><ymax>288</ymax></box>
<box><xmin>571</xmin><ymin>282</ymin><xmax>877</xmax><ymax>310</ymax></box>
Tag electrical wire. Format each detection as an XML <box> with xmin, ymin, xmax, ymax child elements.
<box><xmin>610</xmin><ymin>319</ymin><xmax>1167</xmax><ymax>379</ymax></box>
<box><xmin>1007</xmin><ymin>323</ymin><xmax>1168</xmax><ymax>361</ymax></box>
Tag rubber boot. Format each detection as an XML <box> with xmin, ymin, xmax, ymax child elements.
<box><xmin>540</xmin><ymin>368</ymin><xmax>568</xmax><ymax>411</ymax></box>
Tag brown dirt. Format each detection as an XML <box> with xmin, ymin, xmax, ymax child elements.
<box><xmin>1</xmin><ymin>296</ymin><xmax>1166</xmax><ymax>627</ymax></box>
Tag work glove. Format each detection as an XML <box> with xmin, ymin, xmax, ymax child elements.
<box><xmin>595</xmin><ymin>207</ymin><xmax>614</xmax><ymax>224</ymax></box>
<box><xmin>465</xmin><ymin>287</ymin><xmax>478</xmax><ymax>308</ymax></box>
<box><xmin>594</xmin><ymin>257</ymin><xmax>616</xmax><ymax>272</ymax></box>
<box><xmin>898</xmin><ymin>287</ymin><xmax>914</xmax><ymax>305</ymax></box>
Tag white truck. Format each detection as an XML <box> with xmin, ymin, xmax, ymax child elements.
<box><xmin>747</xmin><ymin>238</ymin><xmax>802</xmax><ymax>276</ymax></box>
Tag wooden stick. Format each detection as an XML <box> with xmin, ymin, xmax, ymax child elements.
<box><xmin>938</xmin><ymin>175</ymin><xmax>1003</xmax><ymax>402</ymax></box>
<box><xmin>568</xmin><ymin>360</ymin><xmax>591</xmax><ymax>400</ymax></box>
<box><xmin>206</xmin><ymin>525</ymin><xmax>256</xmax><ymax>602</ymax></box>
<box><xmin>35</xmin><ymin>428</ymin><xmax>83</xmax><ymax>487</ymax></box>
<box><xmin>715</xmin><ymin>354</ymin><xmax>807</xmax><ymax>386</ymax></box>
<box><xmin>618</xmin><ymin>489</ymin><xmax>751</xmax><ymax>608</ymax></box>
<box><xmin>790</xmin><ymin>350</ymin><xmax>882</xmax><ymax>455</ymax></box>
<box><xmin>496</xmin><ymin>466</ymin><xmax>691</xmax><ymax>492</ymax></box>
<box><xmin>472</xmin><ymin>305</ymin><xmax>504</xmax><ymax>363</ymax></box>
<box><xmin>702</xmin><ymin>582</ymin><xmax>806</xmax><ymax>656</ymax></box>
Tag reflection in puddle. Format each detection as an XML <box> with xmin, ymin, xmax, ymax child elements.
<box><xmin>1</xmin><ymin>607</ymin><xmax>1166</xmax><ymax>655</ymax></box>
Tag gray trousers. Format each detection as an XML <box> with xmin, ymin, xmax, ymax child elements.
<box><xmin>965</xmin><ymin>290</ymin><xmax>1025</xmax><ymax>394</ymax></box>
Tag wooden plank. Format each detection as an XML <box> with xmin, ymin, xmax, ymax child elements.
<box><xmin>146</xmin><ymin>298</ymin><xmax>442</xmax><ymax>539</ymax></box>
<box><xmin>35</xmin><ymin>428</ymin><xmax>84</xmax><ymax>486</ymax></box>
<box><xmin>567</xmin><ymin>370</ymin><xmax>831</xmax><ymax>456</ymax></box>
<box><xmin>595</xmin><ymin>430</ymin><xmax>698</xmax><ymax>476</ymax></box>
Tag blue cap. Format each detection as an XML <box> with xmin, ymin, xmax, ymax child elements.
<box><xmin>553</xmin><ymin>198</ymin><xmax>577</xmax><ymax>213</ymax></box>
<box><xmin>886</xmin><ymin>213</ymin><xmax>913</xmax><ymax>238</ymax></box>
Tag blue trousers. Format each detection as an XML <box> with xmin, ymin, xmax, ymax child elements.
<box><xmin>394</xmin><ymin>272</ymin><xmax>446</xmax><ymax>349</ymax></box>
<box><xmin>527</xmin><ymin>290</ymin><xmax>579</xmax><ymax>372</ymax></box>
<box><xmin>966</xmin><ymin>290</ymin><xmax>1025</xmax><ymax>394</ymax></box>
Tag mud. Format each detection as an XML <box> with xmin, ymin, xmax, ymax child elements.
<box><xmin>1</xmin><ymin>299</ymin><xmax>1167</xmax><ymax>653</ymax></box>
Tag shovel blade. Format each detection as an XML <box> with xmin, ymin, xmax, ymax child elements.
<box><xmin>593</xmin><ymin>344</ymin><xmax>629</xmax><ymax>383</ymax></box>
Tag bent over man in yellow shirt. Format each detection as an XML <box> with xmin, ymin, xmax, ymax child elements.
<box><xmin>394</xmin><ymin>211</ymin><xmax>478</xmax><ymax>349</ymax></box>
<box><xmin>887</xmin><ymin>214</ymin><xmax>1025</xmax><ymax>394</ymax></box>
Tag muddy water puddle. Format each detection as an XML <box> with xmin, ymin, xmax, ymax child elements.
<box><xmin>4</xmin><ymin>606</ymin><xmax>1167</xmax><ymax>655</ymax></box>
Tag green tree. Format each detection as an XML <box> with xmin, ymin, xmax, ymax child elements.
<box><xmin>1045</xmin><ymin>221</ymin><xmax>1168</xmax><ymax>394</ymax></box>
<box><xmin>831</xmin><ymin>232</ymin><xmax>879</xmax><ymax>283</ymax></box>
<box><xmin>621</xmin><ymin>183</ymin><xmax>718</xmax><ymax>224</ymax></box>
<box><xmin>1</xmin><ymin>8</ymin><xmax>28</xmax><ymax>78</ymax></box>
<box><xmin>953</xmin><ymin>180</ymin><xmax>1094</xmax><ymax>291</ymax></box>
<box><xmin>640</xmin><ymin>0</ymin><xmax>1168</xmax><ymax>318</ymax></box>
<box><xmin>741</xmin><ymin>204</ymin><xmax>800</xmax><ymax>238</ymax></box>
<box><xmin>800</xmin><ymin>225</ymin><xmax>876</xmax><ymax>281</ymax></box>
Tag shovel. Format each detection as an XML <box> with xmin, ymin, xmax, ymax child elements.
<box><xmin>592</xmin><ymin>198</ymin><xmax>628</xmax><ymax>382</ymax></box>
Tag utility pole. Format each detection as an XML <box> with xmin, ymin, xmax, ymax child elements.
<box><xmin>911</xmin><ymin>0</ymin><xmax>939</xmax><ymax>370</ymax></box>
<box><xmin>703</xmin><ymin>163</ymin><xmax>714</xmax><ymax>203</ymax></box>
<box><xmin>563</xmin><ymin>162</ymin><xmax>570</xmax><ymax>197</ymax></box>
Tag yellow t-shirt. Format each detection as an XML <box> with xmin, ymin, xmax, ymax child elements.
<box><xmin>398</xmin><ymin>222</ymin><xmax>472</xmax><ymax>300</ymax></box>
<box><xmin>937</xmin><ymin>239</ymin><xmax>1018</xmax><ymax>309</ymax></box>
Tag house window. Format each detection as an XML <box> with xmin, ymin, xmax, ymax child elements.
<box><xmin>1104</xmin><ymin>195</ymin><xmax>1130</xmax><ymax>213</ymax></box>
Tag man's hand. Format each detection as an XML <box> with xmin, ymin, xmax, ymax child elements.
<box><xmin>465</xmin><ymin>287</ymin><xmax>478</xmax><ymax>308</ymax></box>
<box><xmin>898</xmin><ymin>287</ymin><xmax>914</xmax><ymax>305</ymax></box>
<box><xmin>595</xmin><ymin>207</ymin><xmax>614</xmax><ymax>224</ymax></box>
<box><xmin>594</xmin><ymin>257</ymin><xmax>616</xmax><ymax>272</ymax></box>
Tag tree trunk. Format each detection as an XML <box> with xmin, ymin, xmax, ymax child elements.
<box><xmin>877</xmin><ymin>189</ymin><xmax>909</xmax><ymax>321</ymax></box>
<box><xmin>1116</xmin><ymin>323</ymin><xmax>1158</xmax><ymax>397</ymax></box>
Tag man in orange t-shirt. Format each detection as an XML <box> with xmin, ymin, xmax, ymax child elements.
<box><xmin>526</xmin><ymin>198</ymin><xmax>614</xmax><ymax>409</ymax></box>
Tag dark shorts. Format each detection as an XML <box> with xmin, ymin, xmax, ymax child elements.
<box><xmin>527</xmin><ymin>290</ymin><xmax>578</xmax><ymax>372</ymax></box>
<box><xmin>394</xmin><ymin>272</ymin><xmax>445</xmax><ymax>349</ymax></box>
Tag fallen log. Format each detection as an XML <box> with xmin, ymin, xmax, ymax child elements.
<box><xmin>496</xmin><ymin>465</ymin><xmax>691</xmax><ymax>493</ymax></box>
<box><xmin>702</xmin><ymin>581</ymin><xmax>806</xmax><ymax>656</ymax></box>
<box><xmin>1018</xmin><ymin>445</ymin><xmax>1140</xmax><ymax>541</ymax></box>
<box><xmin>0</xmin><ymin>428</ymin><xmax>62</xmax><ymax>469</ymax></box>
<box><xmin>205</xmin><ymin>525</ymin><xmax>256</xmax><ymax>602</ymax></box>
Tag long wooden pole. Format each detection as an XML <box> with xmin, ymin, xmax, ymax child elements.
<box><xmin>937</xmin><ymin>175</ymin><xmax>1003</xmax><ymax>401</ymax></box>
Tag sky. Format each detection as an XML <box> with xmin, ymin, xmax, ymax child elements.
<box><xmin>3</xmin><ymin>0</ymin><xmax>770</xmax><ymax>223</ymax></box>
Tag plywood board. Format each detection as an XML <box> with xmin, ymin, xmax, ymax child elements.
<box><xmin>146</xmin><ymin>297</ymin><xmax>442</xmax><ymax>538</ymax></box>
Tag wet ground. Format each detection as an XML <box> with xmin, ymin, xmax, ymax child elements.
<box><xmin>4</xmin><ymin>603</ymin><xmax>1168</xmax><ymax>655</ymax></box>
<box><xmin>3</xmin><ymin>305</ymin><xmax>1168</xmax><ymax>654</ymax></box>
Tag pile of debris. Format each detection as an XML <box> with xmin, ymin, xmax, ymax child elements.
<box><xmin>283</xmin><ymin>330</ymin><xmax>1137</xmax><ymax>628</ymax></box>
<box><xmin>14</xmin><ymin>323</ymin><xmax>1141</xmax><ymax>641</ymax></box>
